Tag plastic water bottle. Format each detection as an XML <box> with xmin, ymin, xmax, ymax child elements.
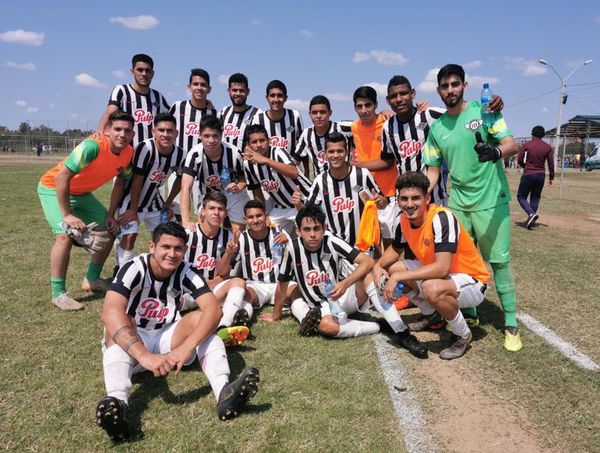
<box><xmin>220</xmin><ymin>167</ymin><xmax>231</xmax><ymax>192</ymax></box>
<box><xmin>272</xmin><ymin>228</ymin><xmax>283</xmax><ymax>265</ymax></box>
<box><xmin>480</xmin><ymin>83</ymin><xmax>495</xmax><ymax>128</ymax></box>
<box><xmin>323</xmin><ymin>277</ymin><xmax>346</xmax><ymax>318</ymax></box>
<box><xmin>159</xmin><ymin>208</ymin><xmax>169</xmax><ymax>224</ymax></box>
<box><xmin>379</xmin><ymin>276</ymin><xmax>404</xmax><ymax>307</ymax></box>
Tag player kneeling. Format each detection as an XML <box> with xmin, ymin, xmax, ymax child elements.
<box><xmin>96</xmin><ymin>222</ymin><xmax>259</xmax><ymax>441</ymax></box>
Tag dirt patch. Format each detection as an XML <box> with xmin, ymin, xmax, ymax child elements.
<box><xmin>0</xmin><ymin>154</ymin><xmax>63</xmax><ymax>165</ymax></box>
<box><xmin>526</xmin><ymin>212</ymin><xmax>600</xmax><ymax>237</ymax></box>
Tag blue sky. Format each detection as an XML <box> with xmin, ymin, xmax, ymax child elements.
<box><xmin>1</xmin><ymin>0</ymin><xmax>599</xmax><ymax>137</ymax></box>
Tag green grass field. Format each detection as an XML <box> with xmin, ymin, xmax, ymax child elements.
<box><xmin>0</xmin><ymin>162</ymin><xmax>599</xmax><ymax>452</ymax></box>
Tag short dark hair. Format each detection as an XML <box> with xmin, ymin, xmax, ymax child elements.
<box><xmin>153</xmin><ymin>112</ymin><xmax>176</xmax><ymax>127</ymax></box>
<box><xmin>532</xmin><ymin>125</ymin><xmax>545</xmax><ymax>138</ymax></box>
<box><xmin>395</xmin><ymin>171</ymin><xmax>430</xmax><ymax>195</ymax></box>
<box><xmin>244</xmin><ymin>199</ymin><xmax>266</xmax><ymax>214</ymax></box>
<box><xmin>199</xmin><ymin>114</ymin><xmax>223</xmax><ymax>133</ymax></box>
<box><xmin>243</xmin><ymin>124</ymin><xmax>269</xmax><ymax>150</ymax></box>
<box><xmin>107</xmin><ymin>110</ymin><xmax>134</xmax><ymax>127</ymax></box>
<box><xmin>437</xmin><ymin>64</ymin><xmax>465</xmax><ymax>84</ymax></box>
<box><xmin>310</xmin><ymin>95</ymin><xmax>331</xmax><ymax>111</ymax></box>
<box><xmin>296</xmin><ymin>203</ymin><xmax>326</xmax><ymax>228</ymax></box>
<box><xmin>388</xmin><ymin>75</ymin><xmax>412</xmax><ymax>91</ymax></box>
<box><xmin>229</xmin><ymin>73</ymin><xmax>249</xmax><ymax>88</ymax></box>
<box><xmin>132</xmin><ymin>54</ymin><xmax>154</xmax><ymax>69</ymax></box>
<box><xmin>325</xmin><ymin>131</ymin><xmax>347</xmax><ymax>149</ymax></box>
<box><xmin>189</xmin><ymin>68</ymin><xmax>210</xmax><ymax>85</ymax></box>
<box><xmin>353</xmin><ymin>86</ymin><xmax>377</xmax><ymax>104</ymax></box>
<box><xmin>266</xmin><ymin>79</ymin><xmax>287</xmax><ymax>97</ymax></box>
<box><xmin>152</xmin><ymin>221</ymin><xmax>187</xmax><ymax>243</ymax></box>
<box><xmin>202</xmin><ymin>191</ymin><xmax>228</xmax><ymax>208</ymax></box>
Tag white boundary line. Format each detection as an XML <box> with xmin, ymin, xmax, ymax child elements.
<box><xmin>372</xmin><ymin>334</ymin><xmax>436</xmax><ymax>453</ymax></box>
<box><xmin>518</xmin><ymin>312</ymin><xmax>600</xmax><ymax>371</ymax></box>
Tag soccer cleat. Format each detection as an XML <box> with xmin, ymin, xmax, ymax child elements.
<box><xmin>216</xmin><ymin>367</ymin><xmax>260</xmax><ymax>421</ymax></box>
<box><xmin>526</xmin><ymin>213</ymin><xmax>539</xmax><ymax>230</ymax></box>
<box><xmin>393</xmin><ymin>295</ymin><xmax>412</xmax><ymax>310</ymax></box>
<box><xmin>440</xmin><ymin>332</ymin><xmax>472</xmax><ymax>360</ymax></box>
<box><xmin>96</xmin><ymin>396</ymin><xmax>130</xmax><ymax>441</ymax></box>
<box><xmin>408</xmin><ymin>312</ymin><xmax>443</xmax><ymax>332</ymax></box>
<box><xmin>396</xmin><ymin>329</ymin><xmax>428</xmax><ymax>358</ymax></box>
<box><xmin>503</xmin><ymin>327</ymin><xmax>523</xmax><ymax>352</ymax></box>
<box><xmin>298</xmin><ymin>307</ymin><xmax>321</xmax><ymax>336</ymax></box>
<box><xmin>82</xmin><ymin>277</ymin><xmax>111</xmax><ymax>292</ymax></box>
<box><xmin>51</xmin><ymin>293</ymin><xmax>84</xmax><ymax>311</ymax></box>
<box><xmin>232</xmin><ymin>308</ymin><xmax>250</xmax><ymax>327</ymax></box>
<box><xmin>217</xmin><ymin>325</ymin><xmax>250</xmax><ymax>347</ymax></box>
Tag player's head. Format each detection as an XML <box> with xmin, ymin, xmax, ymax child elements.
<box><xmin>149</xmin><ymin>222</ymin><xmax>188</xmax><ymax>273</ymax></box>
<box><xmin>188</xmin><ymin>68</ymin><xmax>211</xmax><ymax>103</ymax></box>
<box><xmin>243</xmin><ymin>124</ymin><xmax>270</xmax><ymax>154</ymax></box>
<box><xmin>131</xmin><ymin>54</ymin><xmax>154</xmax><ymax>88</ymax></box>
<box><xmin>296</xmin><ymin>204</ymin><xmax>326</xmax><ymax>251</ymax></box>
<box><xmin>532</xmin><ymin>125</ymin><xmax>545</xmax><ymax>138</ymax></box>
<box><xmin>395</xmin><ymin>171</ymin><xmax>431</xmax><ymax>225</ymax></box>
<box><xmin>132</xmin><ymin>53</ymin><xmax>154</xmax><ymax>69</ymax></box>
<box><xmin>436</xmin><ymin>64</ymin><xmax>467</xmax><ymax>108</ymax></box>
<box><xmin>152</xmin><ymin>113</ymin><xmax>178</xmax><ymax>151</ymax></box>
<box><xmin>244</xmin><ymin>200</ymin><xmax>267</xmax><ymax>232</ymax></box>
<box><xmin>228</xmin><ymin>73</ymin><xmax>250</xmax><ymax>106</ymax></box>
<box><xmin>309</xmin><ymin>95</ymin><xmax>332</xmax><ymax>129</ymax></box>
<box><xmin>199</xmin><ymin>115</ymin><xmax>223</xmax><ymax>150</ymax></box>
<box><xmin>200</xmin><ymin>191</ymin><xmax>228</xmax><ymax>226</ymax></box>
<box><xmin>105</xmin><ymin>111</ymin><xmax>135</xmax><ymax>151</ymax></box>
<box><xmin>266</xmin><ymin>80</ymin><xmax>288</xmax><ymax>112</ymax></box>
<box><xmin>353</xmin><ymin>86</ymin><xmax>378</xmax><ymax>124</ymax></box>
<box><xmin>324</xmin><ymin>132</ymin><xmax>348</xmax><ymax>170</ymax></box>
<box><xmin>386</xmin><ymin>75</ymin><xmax>416</xmax><ymax>117</ymax></box>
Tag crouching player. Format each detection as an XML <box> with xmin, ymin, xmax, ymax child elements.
<box><xmin>380</xmin><ymin>172</ymin><xmax>490</xmax><ymax>360</ymax></box>
<box><xmin>97</xmin><ymin>222</ymin><xmax>259</xmax><ymax>441</ymax></box>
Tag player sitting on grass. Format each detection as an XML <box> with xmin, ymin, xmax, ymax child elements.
<box><xmin>380</xmin><ymin>172</ymin><xmax>491</xmax><ymax>360</ymax></box>
<box><xmin>97</xmin><ymin>222</ymin><xmax>259</xmax><ymax>442</ymax></box>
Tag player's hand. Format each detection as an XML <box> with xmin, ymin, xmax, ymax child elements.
<box><xmin>372</xmin><ymin>266</ymin><xmax>389</xmax><ymax>292</ymax></box>
<box><xmin>380</xmin><ymin>109</ymin><xmax>395</xmax><ymax>121</ymax></box>
<box><xmin>226</xmin><ymin>231</ymin><xmax>240</xmax><ymax>254</ymax></box>
<box><xmin>329</xmin><ymin>280</ymin><xmax>348</xmax><ymax>300</ymax></box>
<box><xmin>106</xmin><ymin>215</ymin><xmax>120</xmax><ymax>235</ymax></box>
<box><xmin>226</xmin><ymin>182</ymin><xmax>241</xmax><ymax>193</ymax></box>
<box><xmin>138</xmin><ymin>352</ymin><xmax>175</xmax><ymax>377</ymax></box>
<box><xmin>415</xmin><ymin>100</ymin><xmax>430</xmax><ymax>113</ymax></box>
<box><xmin>383</xmin><ymin>274</ymin><xmax>400</xmax><ymax>302</ymax></box>
<box><xmin>273</xmin><ymin>231</ymin><xmax>288</xmax><ymax>245</ymax></box>
<box><xmin>292</xmin><ymin>185</ymin><xmax>303</xmax><ymax>208</ymax></box>
<box><xmin>488</xmin><ymin>94</ymin><xmax>503</xmax><ymax>113</ymax></box>
<box><xmin>259</xmin><ymin>312</ymin><xmax>281</xmax><ymax>322</ymax></box>
<box><xmin>117</xmin><ymin>209</ymin><xmax>139</xmax><ymax>226</ymax></box>
<box><xmin>63</xmin><ymin>213</ymin><xmax>86</xmax><ymax>231</ymax></box>
<box><xmin>474</xmin><ymin>132</ymin><xmax>502</xmax><ymax>163</ymax></box>
<box><xmin>166</xmin><ymin>345</ymin><xmax>194</xmax><ymax>376</ymax></box>
<box><xmin>183</xmin><ymin>221</ymin><xmax>196</xmax><ymax>233</ymax></box>
<box><xmin>371</xmin><ymin>189</ymin><xmax>388</xmax><ymax>209</ymax></box>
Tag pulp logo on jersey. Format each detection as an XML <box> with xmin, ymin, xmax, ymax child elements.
<box><xmin>133</xmin><ymin>109</ymin><xmax>154</xmax><ymax>124</ymax></box>
<box><xmin>305</xmin><ymin>270</ymin><xmax>330</xmax><ymax>287</ymax></box>
<box><xmin>148</xmin><ymin>170</ymin><xmax>167</xmax><ymax>184</ymax></box>
<box><xmin>223</xmin><ymin>124</ymin><xmax>241</xmax><ymax>139</ymax></box>
<box><xmin>398</xmin><ymin>139</ymin><xmax>422</xmax><ymax>158</ymax></box>
<box><xmin>252</xmin><ymin>257</ymin><xmax>274</xmax><ymax>274</ymax></box>
<box><xmin>195</xmin><ymin>254</ymin><xmax>216</xmax><ymax>270</ymax></box>
<box><xmin>332</xmin><ymin>196</ymin><xmax>356</xmax><ymax>213</ymax></box>
<box><xmin>206</xmin><ymin>175</ymin><xmax>221</xmax><ymax>187</ymax></box>
<box><xmin>464</xmin><ymin>119</ymin><xmax>483</xmax><ymax>131</ymax></box>
<box><xmin>185</xmin><ymin>122</ymin><xmax>199</xmax><ymax>136</ymax></box>
<box><xmin>138</xmin><ymin>298</ymin><xmax>170</xmax><ymax>323</ymax></box>
<box><xmin>261</xmin><ymin>179</ymin><xmax>280</xmax><ymax>192</ymax></box>
<box><xmin>270</xmin><ymin>136</ymin><xmax>289</xmax><ymax>148</ymax></box>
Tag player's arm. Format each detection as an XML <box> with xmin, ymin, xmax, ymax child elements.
<box><xmin>117</xmin><ymin>173</ymin><xmax>144</xmax><ymax>225</ymax></box>
<box><xmin>425</xmin><ymin>166</ymin><xmax>440</xmax><ymax>194</ymax></box>
<box><xmin>54</xmin><ymin>166</ymin><xmax>86</xmax><ymax>230</ymax></box>
<box><xmin>97</xmin><ymin>104</ymin><xmax>119</xmax><ymax>134</ymax></box>
<box><xmin>498</xmin><ymin>135</ymin><xmax>518</xmax><ymax>159</ymax></box>
<box><xmin>474</xmin><ymin>133</ymin><xmax>518</xmax><ymax>162</ymax></box>
<box><xmin>180</xmin><ymin>173</ymin><xmax>196</xmax><ymax>230</ymax></box>
<box><xmin>330</xmin><ymin>252</ymin><xmax>374</xmax><ymax>299</ymax></box>
<box><xmin>106</xmin><ymin>176</ymin><xmax>127</xmax><ymax>234</ymax></box>
<box><xmin>372</xmin><ymin>243</ymin><xmax>402</xmax><ymax>285</ymax></box>
<box><xmin>252</xmin><ymin>188</ymin><xmax>266</xmax><ymax>204</ymax></box>
<box><xmin>164</xmin><ymin>175</ymin><xmax>181</xmax><ymax>210</ymax></box>
<box><xmin>353</xmin><ymin>158</ymin><xmax>393</xmax><ymax>171</ymax></box>
<box><xmin>216</xmin><ymin>232</ymin><xmax>239</xmax><ymax>277</ymax></box>
<box><xmin>260</xmin><ymin>281</ymin><xmax>289</xmax><ymax>322</ymax></box>
<box><xmin>517</xmin><ymin>144</ymin><xmax>526</xmax><ymax>168</ymax></box>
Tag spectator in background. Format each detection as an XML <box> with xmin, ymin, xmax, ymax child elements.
<box><xmin>517</xmin><ymin>125</ymin><xmax>554</xmax><ymax>229</ymax></box>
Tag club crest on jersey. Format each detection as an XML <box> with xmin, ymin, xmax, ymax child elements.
<box><xmin>252</xmin><ymin>257</ymin><xmax>274</xmax><ymax>274</ymax></box>
<box><xmin>305</xmin><ymin>270</ymin><xmax>330</xmax><ymax>287</ymax></box>
<box><xmin>261</xmin><ymin>179</ymin><xmax>280</xmax><ymax>192</ymax></box>
<box><xmin>185</xmin><ymin>122</ymin><xmax>199</xmax><ymax>136</ymax></box>
<box><xmin>464</xmin><ymin>119</ymin><xmax>483</xmax><ymax>131</ymax></box>
<box><xmin>332</xmin><ymin>196</ymin><xmax>355</xmax><ymax>213</ymax></box>
<box><xmin>398</xmin><ymin>139</ymin><xmax>422</xmax><ymax>158</ymax></box>
<box><xmin>270</xmin><ymin>136</ymin><xmax>289</xmax><ymax>148</ymax></box>
<box><xmin>223</xmin><ymin>124</ymin><xmax>241</xmax><ymax>139</ymax></box>
<box><xmin>138</xmin><ymin>298</ymin><xmax>170</xmax><ymax>323</ymax></box>
<box><xmin>195</xmin><ymin>254</ymin><xmax>216</xmax><ymax>270</ymax></box>
<box><xmin>148</xmin><ymin>169</ymin><xmax>167</xmax><ymax>184</ymax></box>
<box><xmin>206</xmin><ymin>175</ymin><xmax>221</xmax><ymax>187</ymax></box>
<box><xmin>133</xmin><ymin>109</ymin><xmax>153</xmax><ymax>125</ymax></box>
<box><xmin>167</xmin><ymin>287</ymin><xmax>181</xmax><ymax>299</ymax></box>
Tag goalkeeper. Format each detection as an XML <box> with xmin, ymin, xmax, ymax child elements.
<box><xmin>38</xmin><ymin>111</ymin><xmax>135</xmax><ymax>311</ymax></box>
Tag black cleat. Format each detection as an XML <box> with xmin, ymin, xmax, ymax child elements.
<box><xmin>396</xmin><ymin>330</ymin><xmax>428</xmax><ymax>358</ymax></box>
<box><xmin>407</xmin><ymin>312</ymin><xmax>443</xmax><ymax>332</ymax></box>
<box><xmin>232</xmin><ymin>308</ymin><xmax>250</xmax><ymax>327</ymax></box>
<box><xmin>96</xmin><ymin>396</ymin><xmax>130</xmax><ymax>441</ymax></box>
<box><xmin>298</xmin><ymin>307</ymin><xmax>321</xmax><ymax>336</ymax></box>
<box><xmin>216</xmin><ymin>367</ymin><xmax>260</xmax><ymax>421</ymax></box>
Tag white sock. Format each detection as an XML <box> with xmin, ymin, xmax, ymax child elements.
<box><xmin>407</xmin><ymin>289</ymin><xmax>436</xmax><ymax>316</ymax></box>
<box><xmin>197</xmin><ymin>335</ymin><xmax>230</xmax><ymax>401</ymax></box>
<box><xmin>291</xmin><ymin>298</ymin><xmax>310</xmax><ymax>323</ymax></box>
<box><xmin>103</xmin><ymin>345</ymin><xmax>133</xmax><ymax>404</ymax></box>
<box><xmin>367</xmin><ymin>282</ymin><xmax>407</xmax><ymax>333</ymax></box>
<box><xmin>447</xmin><ymin>311</ymin><xmax>471</xmax><ymax>339</ymax></box>
<box><xmin>116</xmin><ymin>245</ymin><xmax>136</xmax><ymax>268</ymax></box>
<box><xmin>335</xmin><ymin>319</ymin><xmax>380</xmax><ymax>338</ymax></box>
<box><xmin>242</xmin><ymin>300</ymin><xmax>254</xmax><ymax>320</ymax></box>
<box><xmin>219</xmin><ymin>287</ymin><xmax>245</xmax><ymax>327</ymax></box>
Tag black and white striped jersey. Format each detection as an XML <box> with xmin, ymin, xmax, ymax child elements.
<box><xmin>111</xmin><ymin>253</ymin><xmax>210</xmax><ymax>331</ymax></box>
<box><xmin>381</xmin><ymin>108</ymin><xmax>448</xmax><ymax>203</ymax></box>
<box><xmin>235</xmin><ymin>227</ymin><xmax>286</xmax><ymax>283</ymax></box>
<box><xmin>182</xmin><ymin>142</ymin><xmax>245</xmax><ymax>196</ymax></box>
<box><xmin>108</xmin><ymin>84</ymin><xmax>170</xmax><ymax>147</ymax></box>
<box><xmin>251</xmin><ymin>109</ymin><xmax>303</xmax><ymax>155</ymax></box>
<box><xmin>244</xmin><ymin>147</ymin><xmax>311</xmax><ymax>209</ymax></box>
<box><xmin>278</xmin><ymin>232</ymin><xmax>360</xmax><ymax>305</ymax></box>
<box><xmin>118</xmin><ymin>139</ymin><xmax>187</xmax><ymax>213</ymax></box>
<box><xmin>291</xmin><ymin>121</ymin><xmax>353</xmax><ymax>176</ymax></box>
<box><xmin>219</xmin><ymin>105</ymin><xmax>260</xmax><ymax>149</ymax></box>
<box><xmin>169</xmin><ymin>100</ymin><xmax>217</xmax><ymax>151</ymax></box>
<box><xmin>306</xmin><ymin>166</ymin><xmax>380</xmax><ymax>245</ymax></box>
<box><xmin>185</xmin><ymin>224</ymin><xmax>232</xmax><ymax>280</ymax></box>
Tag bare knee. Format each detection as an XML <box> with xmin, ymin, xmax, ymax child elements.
<box><xmin>229</xmin><ymin>277</ymin><xmax>246</xmax><ymax>289</ymax></box>
<box><xmin>421</xmin><ymin>279</ymin><xmax>444</xmax><ymax>306</ymax></box>
<box><xmin>318</xmin><ymin>316</ymin><xmax>339</xmax><ymax>337</ymax></box>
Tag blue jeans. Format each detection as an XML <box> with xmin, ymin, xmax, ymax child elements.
<box><xmin>517</xmin><ymin>173</ymin><xmax>545</xmax><ymax>216</ymax></box>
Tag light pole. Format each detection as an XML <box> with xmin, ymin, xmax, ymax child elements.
<box><xmin>538</xmin><ymin>58</ymin><xmax>592</xmax><ymax>173</ymax></box>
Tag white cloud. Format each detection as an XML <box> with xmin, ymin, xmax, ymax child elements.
<box><xmin>15</xmin><ymin>100</ymin><xmax>27</xmax><ymax>107</ymax></box>
<box><xmin>364</xmin><ymin>82</ymin><xmax>387</xmax><ymax>97</ymax></box>
<box><xmin>463</xmin><ymin>60</ymin><xmax>482</xmax><ymax>70</ymax></box>
<box><xmin>48</xmin><ymin>103</ymin><xmax>55</xmax><ymax>109</ymax></box>
<box><xmin>70</xmin><ymin>113</ymin><xmax>79</xmax><ymax>118</ymax></box>
<box><xmin>353</xmin><ymin>50</ymin><xmax>408</xmax><ymax>66</ymax></box>
<box><xmin>218</xmin><ymin>74</ymin><xmax>230</xmax><ymax>85</ymax></box>
<box><xmin>542</xmin><ymin>106</ymin><xmax>549</xmax><ymax>112</ymax></box>
<box><xmin>594</xmin><ymin>16</ymin><xmax>600</xmax><ymax>24</ymax></box>
<box><xmin>252</xmin><ymin>19</ymin><xmax>261</xmax><ymax>25</ymax></box>
<box><xmin>286</xmin><ymin>99</ymin><xmax>310</xmax><ymax>112</ymax></box>
<box><xmin>324</xmin><ymin>92</ymin><xmax>352</xmax><ymax>102</ymax></box>
<box><xmin>504</xmin><ymin>57</ymin><xmax>547</xmax><ymax>76</ymax></box>
<box><xmin>417</xmin><ymin>68</ymin><xmax>439</xmax><ymax>93</ymax></box>
<box><xmin>112</xmin><ymin>70</ymin><xmax>126</xmax><ymax>79</ymax></box>
<box><xmin>26</xmin><ymin>107</ymin><xmax>39</xmax><ymax>113</ymax></box>
<box><xmin>6</xmin><ymin>62</ymin><xmax>36</xmax><ymax>71</ymax></box>
<box><xmin>300</xmin><ymin>29</ymin><xmax>314</xmax><ymax>39</ymax></box>
<box><xmin>467</xmin><ymin>75</ymin><xmax>500</xmax><ymax>87</ymax></box>
<box><xmin>109</xmin><ymin>15</ymin><xmax>159</xmax><ymax>30</ymax></box>
<box><xmin>74</xmin><ymin>73</ymin><xmax>107</xmax><ymax>89</ymax></box>
<box><xmin>0</xmin><ymin>29</ymin><xmax>44</xmax><ymax>46</ymax></box>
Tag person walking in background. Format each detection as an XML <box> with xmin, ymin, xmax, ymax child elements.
<box><xmin>517</xmin><ymin>126</ymin><xmax>554</xmax><ymax>229</ymax></box>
